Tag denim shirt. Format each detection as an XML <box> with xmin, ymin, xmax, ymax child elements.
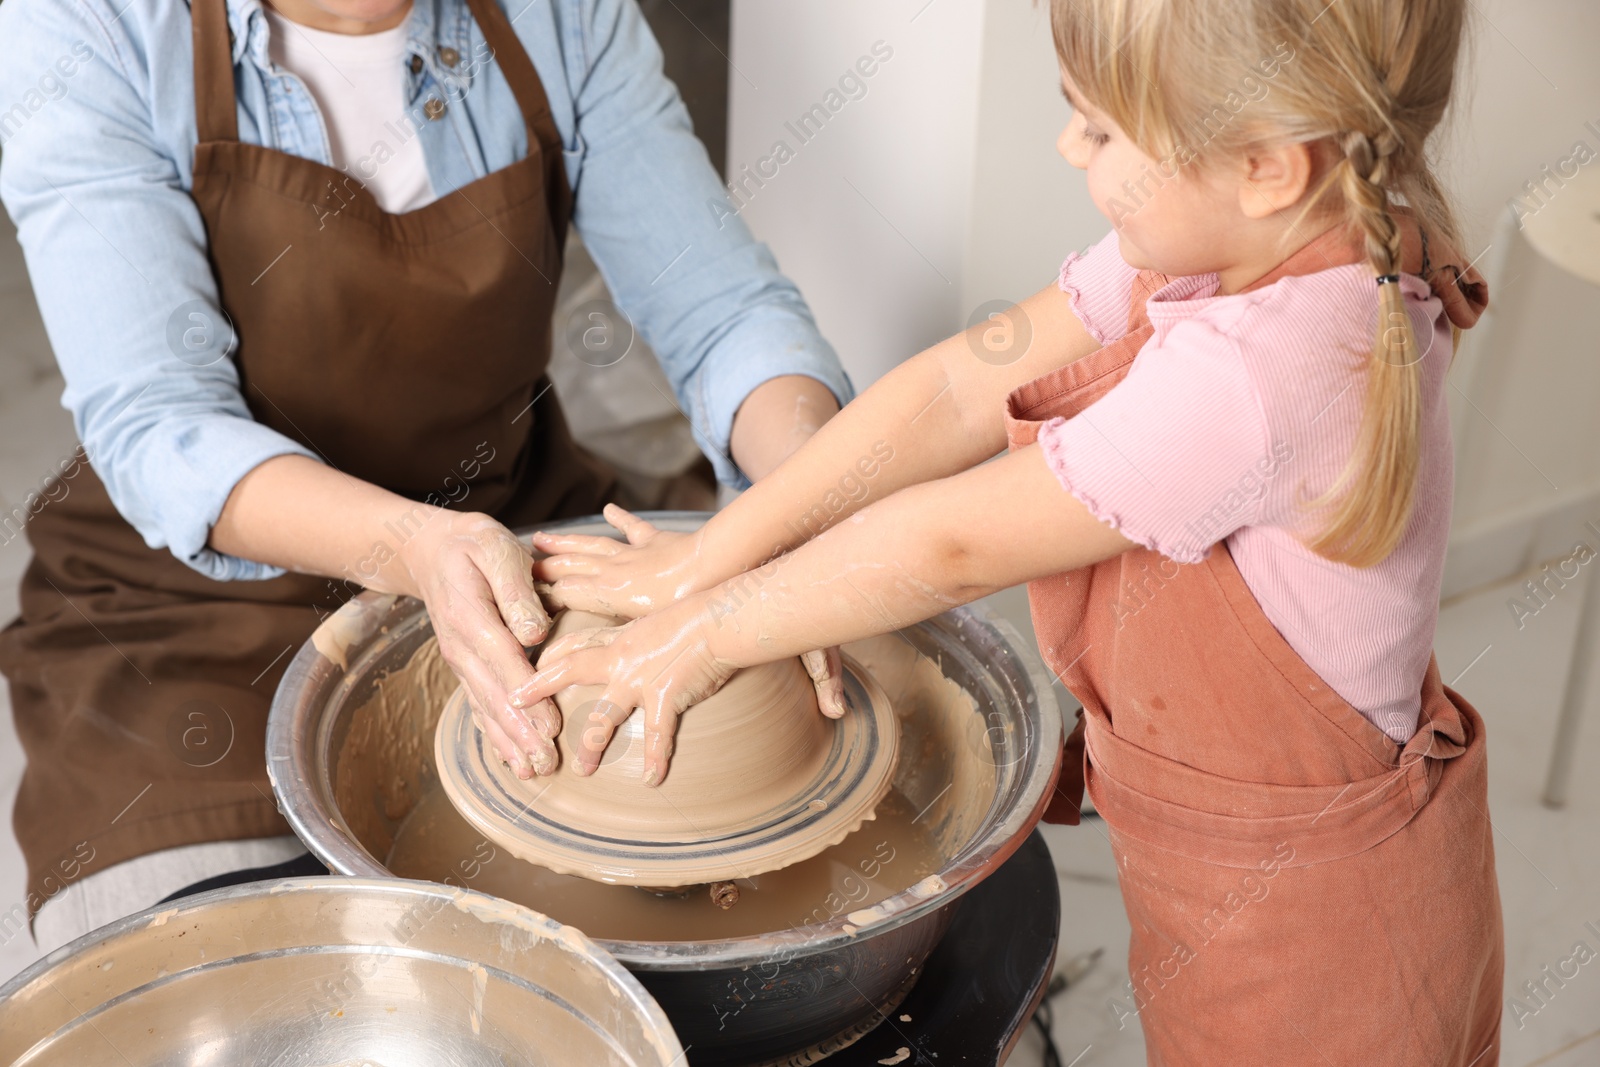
<box><xmin>0</xmin><ymin>0</ymin><xmax>851</xmax><ymax>580</ymax></box>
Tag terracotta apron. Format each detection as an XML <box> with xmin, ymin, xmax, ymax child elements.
<box><xmin>1007</xmin><ymin>226</ymin><xmax>1504</xmax><ymax>1064</ymax></box>
<box><xmin>0</xmin><ymin>0</ymin><xmax>611</xmax><ymax>912</ymax></box>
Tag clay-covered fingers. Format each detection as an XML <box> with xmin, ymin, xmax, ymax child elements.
<box><xmin>530</xmin><ymin>579</ymin><xmax>618</xmax><ymax>624</ymax></box>
<box><xmin>520</xmin><ymin>695</ymin><xmax>562</xmax><ymax>739</ymax></box>
<box><xmin>432</xmin><ymin>605</ymin><xmax>557</xmax><ymax>776</ymax></box>
<box><xmin>468</xmin><ymin>697</ymin><xmax>538</xmax><ymax>779</ymax></box>
<box><xmin>533</xmin><ymin>553</ymin><xmax>609</xmax><ymax>580</ymax></box>
<box><xmin>510</xmin><ymin>644</ymin><xmax>611</xmax><ymax>711</ymax></box>
<box><xmin>529</xmin><ymin>548</ymin><xmax>636</xmax><ymax>618</ymax></box>
<box><xmin>573</xmin><ymin>694</ymin><xmax>636</xmax><ymax>777</ymax></box>
<box><xmin>467</xmin><ymin>521</ymin><xmax>550</xmax><ymax>647</ymax></box>
<box><xmin>527</xmin><ymin>503</ymin><xmax>658</xmax><ymax>575</ymax></box>
<box><xmin>533</xmin><ymin>625</ymin><xmax>619</xmax><ymax>670</ymax></box>
<box><xmin>399</xmin><ymin>512</ymin><xmax>565</xmax><ymax>777</ymax></box>
<box><xmin>531</xmin><ymin>579</ymin><xmax>564</xmax><ymax>614</ymax></box>
<box><xmin>637</xmin><ymin>645</ymin><xmax>734</xmax><ymax>787</ymax></box>
<box><xmin>639</xmin><ymin>688</ymin><xmax>683</xmax><ymax>788</ymax></box>
<box><xmin>426</xmin><ymin>539</ymin><xmax>557</xmax><ymax>772</ymax></box>
<box><xmin>533</xmin><ymin>507</ymin><xmax>707</xmax><ymax>621</ymax></box>
<box><xmin>528</xmin><ymin>530</ymin><xmax>625</xmax><ymax>560</ymax></box>
<box><xmin>801</xmin><ymin>647</ymin><xmax>847</xmax><ymax>718</ymax></box>
<box><xmin>532</xmin><ymin>575</ymin><xmax>625</xmax><ymax>618</ymax></box>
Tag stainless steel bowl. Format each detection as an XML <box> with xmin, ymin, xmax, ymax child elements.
<box><xmin>0</xmin><ymin>877</ymin><xmax>683</xmax><ymax>1066</ymax></box>
<box><xmin>267</xmin><ymin>512</ymin><xmax>1061</xmax><ymax>1065</ymax></box>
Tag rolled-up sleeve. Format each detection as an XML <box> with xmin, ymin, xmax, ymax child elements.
<box><xmin>0</xmin><ymin>0</ymin><xmax>318</xmax><ymax>580</ymax></box>
<box><xmin>1059</xmin><ymin>229</ymin><xmax>1140</xmax><ymax>346</ymax></box>
<box><xmin>564</xmin><ymin>0</ymin><xmax>853</xmax><ymax>489</ymax></box>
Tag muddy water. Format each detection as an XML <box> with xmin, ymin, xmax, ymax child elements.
<box><xmin>387</xmin><ymin>781</ymin><xmax>944</xmax><ymax>942</ymax></box>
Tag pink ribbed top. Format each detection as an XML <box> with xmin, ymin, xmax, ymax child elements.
<box><xmin>1039</xmin><ymin>230</ymin><xmax>1456</xmax><ymax>742</ymax></box>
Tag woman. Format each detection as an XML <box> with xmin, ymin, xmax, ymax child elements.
<box><xmin>0</xmin><ymin>0</ymin><xmax>849</xmax><ymax>949</ymax></box>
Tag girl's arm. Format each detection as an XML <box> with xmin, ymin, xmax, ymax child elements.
<box><xmin>516</xmin><ymin>444</ymin><xmax>1133</xmax><ymax>781</ymax></box>
<box><xmin>533</xmin><ymin>281</ymin><xmax>1104</xmax><ymax>614</ymax></box>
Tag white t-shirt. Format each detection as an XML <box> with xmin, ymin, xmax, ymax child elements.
<box><xmin>264</xmin><ymin>6</ymin><xmax>436</xmax><ymax>213</ymax></box>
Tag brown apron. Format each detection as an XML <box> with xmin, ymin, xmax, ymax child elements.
<box><xmin>0</xmin><ymin>0</ymin><xmax>610</xmax><ymax>912</ymax></box>
<box><xmin>1007</xmin><ymin>225</ymin><xmax>1504</xmax><ymax>1064</ymax></box>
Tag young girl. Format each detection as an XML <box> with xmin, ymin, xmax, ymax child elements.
<box><xmin>513</xmin><ymin>0</ymin><xmax>1503</xmax><ymax>1059</ymax></box>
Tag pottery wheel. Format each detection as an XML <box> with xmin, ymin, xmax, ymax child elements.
<box><xmin>435</xmin><ymin>611</ymin><xmax>901</xmax><ymax>887</ymax></box>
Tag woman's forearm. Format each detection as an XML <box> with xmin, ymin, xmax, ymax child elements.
<box><xmin>208</xmin><ymin>454</ymin><xmax>444</xmax><ymax>598</ymax></box>
<box><xmin>214</xmin><ymin>453</ymin><xmax>565</xmax><ymax>774</ymax></box>
<box><xmin>728</xmin><ymin>374</ymin><xmax>841</xmax><ymax>482</ymax></box>
<box><xmin>702</xmin><ymin>351</ymin><xmax>961</xmax><ymax>569</ymax></box>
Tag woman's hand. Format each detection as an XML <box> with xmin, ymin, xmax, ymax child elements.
<box><xmin>211</xmin><ymin>458</ymin><xmax>560</xmax><ymax>776</ymax></box>
<box><xmin>397</xmin><ymin>511</ymin><xmax>563</xmax><ymax>780</ymax></box>
<box><xmin>531</xmin><ymin>505</ymin><xmax>846</xmax><ymax>717</ymax></box>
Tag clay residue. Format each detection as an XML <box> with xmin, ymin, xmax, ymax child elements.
<box><xmin>441</xmin><ymin>890</ymin><xmax>683</xmax><ymax>1067</ymax></box>
<box><xmin>311</xmin><ymin>595</ymin><xmax>396</xmax><ymax>671</ymax></box>
<box><xmin>469</xmin><ymin>961</ymin><xmax>487</xmax><ymax>1035</ymax></box>
<box><xmin>845</xmin><ymin>903</ymin><xmax>896</xmax><ymax>927</ymax></box>
<box><xmin>843</xmin><ymin>634</ymin><xmax>997</xmax><ymax>859</ymax></box>
<box><xmin>334</xmin><ymin>636</ymin><xmax>457</xmax><ymax>858</ymax></box>
<box><xmin>843</xmin><ymin>871</ymin><xmax>944</xmax><ymax>925</ymax></box>
<box><xmin>391</xmin><ymin>783</ymin><xmax>942</xmax><ymax>942</ymax></box>
<box><xmin>445</xmin><ymin>889</ymin><xmax>612</xmax><ymax>961</ymax></box>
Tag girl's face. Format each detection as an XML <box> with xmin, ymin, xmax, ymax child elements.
<box><xmin>1056</xmin><ymin>70</ymin><xmax>1254</xmax><ymax>280</ymax></box>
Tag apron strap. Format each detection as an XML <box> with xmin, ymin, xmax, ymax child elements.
<box><xmin>191</xmin><ymin>0</ymin><xmax>574</xmax><ymax>227</ymax></box>
<box><xmin>464</xmin><ymin>0</ymin><xmax>574</xmax><ymax>223</ymax></box>
<box><xmin>191</xmin><ymin>0</ymin><xmax>239</xmax><ymax>143</ymax></box>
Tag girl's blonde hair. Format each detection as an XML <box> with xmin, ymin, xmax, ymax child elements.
<box><xmin>1051</xmin><ymin>0</ymin><xmax>1467</xmax><ymax>566</ymax></box>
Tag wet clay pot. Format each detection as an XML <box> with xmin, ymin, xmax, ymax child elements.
<box><xmin>435</xmin><ymin>609</ymin><xmax>902</xmax><ymax>887</ymax></box>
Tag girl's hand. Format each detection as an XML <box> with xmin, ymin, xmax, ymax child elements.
<box><xmin>396</xmin><ymin>511</ymin><xmax>563</xmax><ymax>780</ymax></box>
<box><xmin>530</xmin><ymin>504</ymin><xmax>703</xmax><ymax>619</ymax></box>
<box><xmin>531</xmin><ymin>505</ymin><xmax>847</xmax><ymax>718</ymax></box>
<box><xmin>510</xmin><ymin>604</ymin><xmax>736</xmax><ymax>786</ymax></box>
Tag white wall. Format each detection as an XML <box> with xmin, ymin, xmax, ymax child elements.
<box><xmin>727</xmin><ymin>0</ymin><xmax>1112</xmax><ymax>387</ymax></box>
<box><xmin>959</xmin><ymin>0</ymin><xmax>1105</xmax><ymax>316</ymax></box>
<box><xmin>1436</xmin><ymin>0</ymin><xmax>1600</xmax><ymax>594</ymax></box>
<box><xmin>728</xmin><ymin>0</ymin><xmax>989</xmax><ymax>386</ymax></box>
<box><xmin>731</xmin><ymin>0</ymin><xmax>1600</xmax><ymax>597</ymax></box>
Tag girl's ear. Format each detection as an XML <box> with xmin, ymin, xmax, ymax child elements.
<box><xmin>1236</xmin><ymin>141</ymin><xmax>1316</xmax><ymax>219</ymax></box>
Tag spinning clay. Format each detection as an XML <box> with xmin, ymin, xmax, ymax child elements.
<box><xmin>435</xmin><ymin>610</ymin><xmax>902</xmax><ymax>886</ymax></box>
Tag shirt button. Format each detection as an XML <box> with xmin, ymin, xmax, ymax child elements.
<box><xmin>437</xmin><ymin>45</ymin><xmax>460</xmax><ymax>67</ymax></box>
<box><xmin>409</xmin><ymin>54</ymin><xmax>424</xmax><ymax>75</ymax></box>
<box><xmin>423</xmin><ymin>98</ymin><xmax>447</xmax><ymax>121</ymax></box>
